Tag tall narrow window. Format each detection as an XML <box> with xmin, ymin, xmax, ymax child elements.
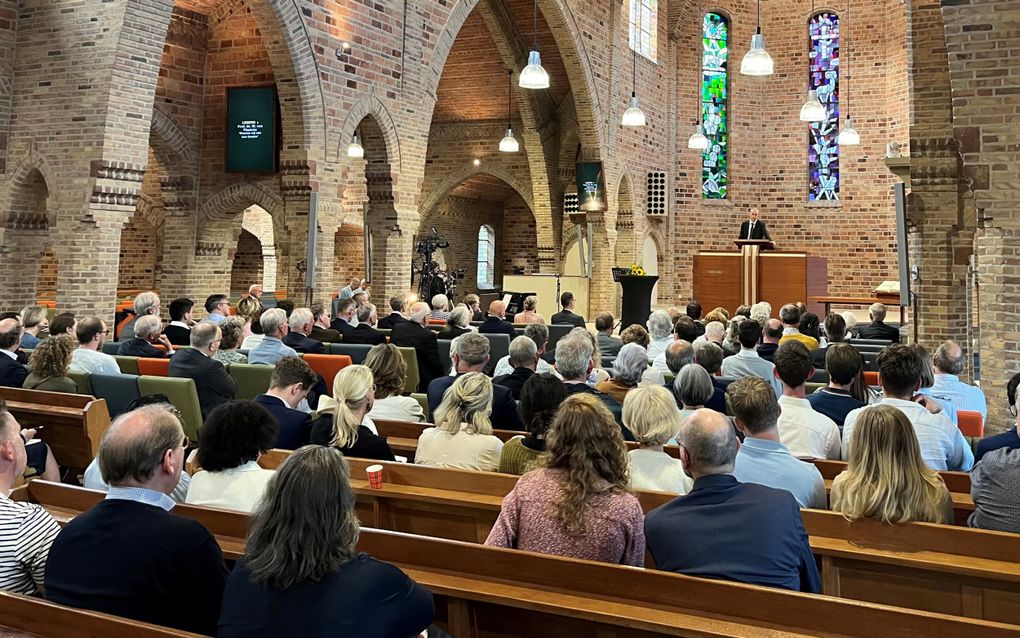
<box><xmin>629</xmin><ymin>0</ymin><xmax>658</xmax><ymax>62</ymax></box>
<box><xmin>476</xmin><ymin>225</ymin><xmax>495</xmax><ymax>289</ymax></box>
<box><xmin>808</xmin><ymin>12</ymin><xmax>840</xmax><ymax>201</ymax></box>
<box><xmin>701</xmin><ymin>12</ymin><xmax>729</xmax><ymax>199</ymax></box>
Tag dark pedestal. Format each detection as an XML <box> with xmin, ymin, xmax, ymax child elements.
<box><xmin>618</xmin><ymin>275</ymin><xmax>659</xmax><ymax>331</ymax></box>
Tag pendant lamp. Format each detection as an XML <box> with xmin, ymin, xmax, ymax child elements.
<box><xmin>347</xmin><ymin>131</ymin><xmax>364</xmax><ymax>158</ymax></box>
<box><xmin>837</xmin><ymin>0</ymin><xmax>860</xmax><ymax>145</ymax></box>
<box><xmin>621</xmin><ymin>51</ymin><xmax>646</xmax><ymax>127</ymax></box>
<box><xmin>499</xmin><ymin>70</ymin><xmax>520</xmax><ymax>153</ymax></box>
<box><xmin>688</xmin><ymin>5</ymin><xmax>709</xmax><ymax>149</ymax></box>
<box><xmin>799</xmin><ymin>89</ymin><xmax>826</xmax><ymax>122</ymax></box>
<box><xmin>519</xmin><ymin>0</ymin><xmax>550</xmax><ymax>89</ymax></box>
<box><xmin>740</xmin><ymin>0</ymin><xmax>773</xmax><ymax>76</ymax></box>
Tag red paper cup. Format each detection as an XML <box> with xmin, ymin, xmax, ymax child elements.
<box><xmin>366</xmin><ymin>464</ymin><xmax>384</xmax><ymax>489</ymax></box>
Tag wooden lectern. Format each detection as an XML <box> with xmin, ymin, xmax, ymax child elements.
<box><xmin>734</xmin><ymin>239</ymin><xmax>774</xmax><ymax>308</ymax></box>
<box><xmin>693</xmin><ymin>244</ymin><xmax>827</xmax><ymax>314</ymax></box>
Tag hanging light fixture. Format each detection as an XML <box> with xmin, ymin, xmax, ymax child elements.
<box><xmin>688</xmin><ymin>4</ymin><xmax>709</xmax><ymax>149</ymax></box>
<box><xmin>740</xmin><ymin>0</ymin><xmax>773</xmax><ymax>76</ymax></box>
<box><xmin>837</xmin><ymin>0</ymin><xmax>860</xmax><ymax>145</ymax></box>
<box><xmin>799</xmin><ymin>89</ymin><xmax>826</xmax><ymax>122</ymax></box>
<box><xmin>519</xmin><ymin>0</ymin><xmax>550</xmax><ymax>90</ymax></box>
<box><xmin>499</xmin><ymin>70</ymin><xmax>520</xmax><ymax>153</ymax></box>
<box><xmin>346</xmin><ymin>131</ymin><xmax>364</xmax><ymax>158</ymax></box>
<box><xmin>621</xmin><ymin>51</ymin><xmax>646</xmax><ymax>127</ymax></box>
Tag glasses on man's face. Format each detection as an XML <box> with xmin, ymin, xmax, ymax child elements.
<box><xmin>178</xmin><ymin>436</ymin><xmax>191</xmax><ymax>450</ymax></box>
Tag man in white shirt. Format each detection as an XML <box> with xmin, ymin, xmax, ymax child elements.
<box><xmin>492</xmin><ymin>323</ymin><xmax>554</xmax><ymax>377</ymax></box>
<box><xmin>339</xmin><ymin>277</ymin><xmax>362</xmax><ymax>301</ymax></box>
<box><xmin>728</xmin><ymin>377</ymin><xmax>827</xmax><ymax>508</ymax></box>
<box><xmin>920</xmin><ymin>340</ymin><xmax>988</xmax><ymax>418</ymax></box>
<box><xmin>843</xmin><ymin>343</ymin><xmax>974</xmax><ymax>471</ymax></box>
<box><xmin>69</xmin><ymin>317</ymin><xmax>122</xmax><ymax>376</ymax></box>
<box><xmin>720</xmin><ymin>319</ymin><xmax>782</xmax><ymax>396</ymax></box>
<box><xmin>773</xmin><ymin>341</ymin><xmax>840</xmax><ymax>459</ymax></box>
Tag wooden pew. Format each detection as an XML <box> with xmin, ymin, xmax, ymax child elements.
<box><xmin>0</xmin><ymin>387</ymin><xmax>111</xmax><ymax>470</ymax></box>
<box><xmin>0</xmin><ymin>591</ymin><xmax>204</xmax><ymax>637</ymax></box>
<box><xmin>373</xmin><ymin>418</ymin><xmax>523</xmax><ymax>458</ymax></box>
<box><xmin>13</xmin><ymin>481</ymin><xmax>1018</xmax><ymax>638</ymax></box>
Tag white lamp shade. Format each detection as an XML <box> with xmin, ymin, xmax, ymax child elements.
<box><xmin>688</xmin><ymin>127</ymin><xmax>709</xmax><ymax>150</ymax></box>
<box><xmin>519</xmin><ymin>50</ymin><xmax>550</xmax><ymax>90</ymax></box>
<box><xmin>740</xmin><ymin>33</ymin><xmax>774</xmax><ymax>76</ymax></box>
<box><xmin>799</xmin><ymin>90</ymin><xmax>826</xmax><ymax>122</ymax></box>
<box><xmin>346</xmin><ymin>135</ymin><xmax>364</xmax><ymax>158</ymax></box>
<box><xmin>621</xmin><ymin>95</ymin><xmax>646</xmax><ymax>127</ymax></box>
<box><xmin>837</xmin><ymin>118</ymin><xmax>861</xmax><ymax>145</ymax></box>
<box><xmin>499</xmin><ymin>128</ymin><xmax>520</xmax><ymax>153</ymax></box>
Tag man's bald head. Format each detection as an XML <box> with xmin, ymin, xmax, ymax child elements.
<box><xmin>664</xmin><ymin>339</ymin><xmax>694</xmax><ymax>374</ymax></box>
<box><xmin>0</xmin><ymin>318</ymin><xmax>22</xmax><ymax>352</ymax></box>
<box><xmin>679</xmin><ymin>408</ymin><xmax>738</xmax><ymax>478</ymax></box>
<box><xmin>409</xmin><ymin>302</ymin><xmax>430</xmax><ymax>323</ymax></box>
<box><xmin>763</xmin><ymin>318</ymin><xmax>784</xmax><ymax>344</ymax></box>
<box><xmin>488</xmin><ymin>300</ymin><xmax>506</xmax><ymax>318</ymax></box>
<box><xmin>98</xmin><ymin>405</ymin><xmax>184</xmax><ymax>490</ymax></box>
<box><xmin>933</xmin><ymin>340</ymin><xmax>966</xmax><ymax>376</ymax></box>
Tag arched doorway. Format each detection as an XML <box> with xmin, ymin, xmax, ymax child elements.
<box><xmin>642</xmin><ymin>234</ymin><xmax>660</xmax><ymax>306</ymax></box>
<box><xmin>229</xmin><ymin>205</ymin><xmax>276</xmax><ymax>295</ymax></box>
<box><xmin>2</xmin><ymin>167</ymin><xmax>53</xmax><ymax>308</ymax></box>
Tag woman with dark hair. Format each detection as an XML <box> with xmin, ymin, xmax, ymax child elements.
<box><xmin>499</xmin><ymin>374</ymin><xmax>566</xmax><ymax>474</ymax></box>
<box><xmin>217</xmin><ymin>446</ymin><xmax>434</xmax><ymax>637</ymax></box>
<box><xmin>185</xmin><ymin>400</ymin><xmax>277</xmax><ymax>513</ymax></box>
<box><xmin>485</xmin><ymin>393</ymin><xmax>645</xmax><ymax>566</ymax></box>
<box><xmin>799</xmin><ymin>312</ymin><xmax>822</xmax><ymax>344</ymax></box>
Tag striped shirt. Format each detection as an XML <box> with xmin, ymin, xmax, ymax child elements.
<box><xmin>0</xmin><ymin>492</ymin><xmax>61</xmax><ymax>595</ymax></box>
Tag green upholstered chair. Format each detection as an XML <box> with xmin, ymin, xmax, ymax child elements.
<box><xmin>113</xmin><ymin>356</ymin><xmax>139</xmax><ymax>375</ymax></box>
<box><xmin>411</xmin><ymin>392</ymin><xmax>429</xmax><ymax>420</ymax></box>
<box><xmin>396</xmin><ymin>346</ymin><xmax>420</xmax><ymax>394</ymax></box>
<box><xmin>226</xmin><ymin>363</ymin><xmax>274</xmax><ymax>401</ymax></box>
<box><xmin>137</xmin><ymin>375</ymin><xmax>204</xmax><ymax>440</ymax></box>
<box><xmin>66</xmin><ymin>370</ymin><xmax>93</xmax><ymax>396</ymax></box>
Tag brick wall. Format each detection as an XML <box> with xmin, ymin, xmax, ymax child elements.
<box><xmin>229</xmin><ymin>229</ymin><xmax>263</xmax><ymax>295</ymax></box>
<box><xmin>118</xmin><ymin>213</ymin><xmax>159</xmax><ymax>291</ymax></box>
<box><xmin>334</xmin><ymin>224</ymin><xmax>366</xmax><ymax>289</ymax></box>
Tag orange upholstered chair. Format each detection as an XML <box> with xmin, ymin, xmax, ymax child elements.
<box><xmin>303</xmin><ymin>354</ymin><xmax>353</xmax><ymax>389</ymax></box>
<box><xmin>957</xmin><ymin>410</ymin><xmax>984</xmax><ymax>438</ymax></box>
<box><xmin>863</xmin><ymin>371</ymin><xmax>879</xmax><ymax>386</ymax></box>
<box><xmin>426</xmin><ymin>319</ymin><xmax>447</xmax><ymax>326</ymax></box>
<box><xmin>136</xmin><ymin>357</ymin><xmax>170</xmax><ymax>377</ymax></box>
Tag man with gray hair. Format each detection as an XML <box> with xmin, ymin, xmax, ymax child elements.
<box><xmin>45</xmin><ymin>405</ymin><xmax>228</xmax><ymax>634</ymax></box>
<box><xmin>426</xmin><ymin>332</ymin><xmax>523</xmax><ymax>430</ymax></box>
<box><xmin>493</xmin><ymin>336</ymin><xmax>538</xmax><ymax>399</ymax></box>
<box><xmin>391</xmin><ymin>301</ymin><xmax>444</xmax><ymax>389</ymax></box>
<box><xmin>282</xmin><ymin>307</ymin><xmax>325</xmax><ymax>354</ymax></box>
<box><xmin>493</xmin><ymin>323</ymin><xmax>553</xmax><ymax>377</ymax></box>
<box><xmin>555</xmin><ymin>330</ymin><xmax>630</xmax><ymax>436</ymax></box>
<box><xmin>377</xmin><ymin>294</ymin><xmax>409</xmax><ymax>330</ymax></box>
<box><xmin>644</xmin><ymin>408</ymin><xmax>820</xmax><ymax>593</ymax></box>
<box><xmin>343</xmin><ymin>303</ymin><xmax>386</xmax><ymax>345</ymax></box>
<box><xmin>921</xmin><ymin>340</ymin><xmax>987</xmax><ymax>418</ymax></box>
<box><xmin>118</xmin><ymin>291</ymin><xmax>160</xmax><ymax>341</ymax></box>
<box><xmin>169</xmin><ymin>321</ymin><xmax>237</xmax><ymax>417</ymax></box>
<box><xmin>117</xmin><ymin>314</ymin><xmax>174</xmax><ymax>358</ymax></box>
<box><xmin>857</xmin><ymin>302</ymin><xmax>900</xmax><ymax>342</ymax></box>
<box><xmin>249</xmin><ymin>308</ymin><xmax>298</xmax><ymax>365</ymax></box>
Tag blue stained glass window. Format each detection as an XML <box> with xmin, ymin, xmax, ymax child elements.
<box><xmin>701</xmin><ymin>13</ymin><xmax>728</xmax><ymax>199</ymax></box>
<box><xmin>809</xmin><ymin>12</ymin><xmax>840</xmax><ymax>201</ymax></box>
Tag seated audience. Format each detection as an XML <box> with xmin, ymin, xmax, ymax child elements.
<box><xmin>364</xmin><ymin>343</ymin><xmax>425</xmax><ymax>422</ymax></box>
<box><xmin>250</xmin><ymin>308</ymin><xmax>299</xmax><ymax>365</ymax></box>
<box><xmin>921</xmin><ymin>340</ymin><xmax>987</xmax><ymax>418</ymax></box>
<box><xmin>339</xmin><ymin>277</ymin><xmax>362</xmax><ymax>300</ymax></box>
<box><xmin>45</xmin><ymin>405</ymin><xmax>227</xmax><ymax>634</ymax></box>
<box><xmin>493</xmin><ymin>323</ymin><xmax>553</xmax><ymax>377</ymax></box>
<box><xmin>645</xmin><ymin>310</ymin><xmax>674</xmax><ymax>361</ymax></box>
<box><xmin>774</xmin><ymin>341</ymin><xmax>840</xmax><ymax>459</ymax></box>
<box><xmin>185</xmin><ymin>401</ymin><xmax>276</xmax><ymax>513</ymax></box>
<box><xmin>164</xmin><ymin>298</ymin><xmax>194</xmax><ymax>346</ymax></box>
<box><xmin>236</xmin><ymin>294</ymin><xmax>261</xmax><ymax>321</ymax></box>
<box><xmin>309</xmin><ymin>302</ymin><xmax>341</xmax><ymax>343</ymax></box>
<box><xmin>644</xmin><ymin>408</ymin><xmax>821</xmax><ymax>592</ymax></box>
<box><xmin>329</xmin><ymin>298</ymin><xmax>357</xmax><ymax>336</ymax></box>
<box><xmin>778</xmin><ymin>304</ymin><xmax>818</xmax><ymax>350</ymax></box>
<box><xmin>813</xmin><ymin>313</ymin><xmax>847</xmax><ymax>367</ymax></box>
<box><xmin>831</xmin><ymin>404</ymin><xmax>954</xmax><ymax>524</ymax></box>
<box><xmin>68</xmin><ymin>316</ymin><xmax>120</xmax><ymax>376</ymax></box>
<box><xmin>464</xmin><ymin>293</ymin><xmax>484</xmax><ymax>322</ymax></box>
<box><xmin>204</xmin><ymin>294</ymin><xmax>230</xmax><ymax>324</ymax></box>
<box><xmin>0</xmin><ymin>318</ymin><xmax>29</xmax><ymax>388</ymax></box>
<box><xmin>969</xmin><ymin>447</ymin><xmax>1020</xmax><ymax>533</ymax></box>
<box><xmin>624</xmin><ymin>385</ymin><xmax>692</xmax><ymax>494</ymax></box>
<box><xmin>0</xmin><ymin>400</ymin><xmax>61</xmax><ymax>595</ymax></box>
<box><xmin>672</xmin><ymin>363</ymin><xmax>714</xmax><ymax>425</ymax></box>
<box><xmin>807</xmin><ymin>343</ymin><xmax>867</xmax><ymax>429</ymax></box>
<box><xmin>117</xmin><ymin>314</ymin><xmax>174</xmax><ymax>358</ymax></box>
<box><xmin>24</xmin><ymin>334</ymin><xmax>78</xmax><ymax>393</ymax></box>
<box><xmin>48</xmin><ymin>312</ymin><xmax>76</xmax><ymax>338</ymax></box>
<box><xmin>857</xmin><ymin>302</ymin><xmax>900</xmax><ymax>342</ymax></box>
<box><xmin>620</xmin><ymin>323</ymin><xmax>650</xmax><ymax>348</ymax></box>
<box><xmin>692</xmin><ymin>340</ymin><xmax>730</xmax><ymax>413</ymax></box>
<box><xmin>494</xmin><ymin>336</ymin><xmax>539</xmax><ymax>400</ymax></box>
<box><xmin>704</xmin><ymin>307</ymin><xmax>729</xmax><ymax>325</ymax></box>
<box><xmin>661</xmin><ymin>339</ymin><xmax>694</xmax><ymax>382</ymax></box>
<box><xmin>377</xmin><ymin>295</ymin><xmax>408</xmax><ymax>330</ymax></box>
<box><xmin>911</xmin><ymin>342</ymin><xmax>958</xmax><ymax>425</ymax></box>
<box><xmin>417</xmin><ymin>372</ymin><xmax>503</xmax><ymax>471</ymax></box>
<box><xmin>734</xmin><ymin>304</ymin><xmax>752</xmax><ymax>318</ymax></box>
<box><xmin>429</xmin><ymin>294</ymin><xmax>451</xmax><ymax>321</ymax></box>
<box><xmin>391</xmin><ymin>302</ymin><xmax>444</xmax><ymax>390</ymax></box>
<box><xmin>693</xmin><ymin>321</ymin><xmax>725</xmax><ymax>347</ymax></box>
<box><xmin>843</xmin><ymin>344</ymin><xmax>974</xmax><ymax>471</ymax></box>
<box><xmin>478</xmin><ymin>300</ymin><xmax>516</xmax><ymax>339</ymax></box>
<box><xmin>721</xmin><ymin>315</ymin><xmax>745</xmax><ymax>357</ymax></box>
<box><xmin>513</xmin><ymin>295</ymin><xmax>545</xmax><ymax>324</ymax></box>
<box><xmin>442</xmin><ymin>305</ymin><xmax>475</xmax><ymax>338</ymax></box>
<box><xmin>841</xmin><ymin>310</ymin><xmax>859</xmax><ymax>338</ymax></box>
<box><xmin>976</xmin><ymin>373</ymin><xmax>1020</xmax><ymax>461</ymax></box>
<box><xmin>595</xmin><ymin>342</ymin><xmax>646</xmax><ymax>404</ymax></box>
<box><xmin>253</xmin><ymin>357</ymin><xmax>319</xmax><ymax>449</ymax></box>
<box><xmin>311</xmin><ymin>365</ymin><xmax>395</xmax><ymax>461</ymax></box>
<box><xmin>798</xmin><ymin>312</ymin><xmax>822</xmax><ymax>345</ymax></box>
<box><xmin>427</xmin><ymin>333</ymin><xmax>524</xmax><ymax>430</ymax></box>
<box><xmin>686</xmin><ymin>300</ymin><xmax>706</xmax><ymax>337</ymax></box>
<box><xmin>169</xmin><ymin>321</ymin><xmax>237</xmax><ymax>417</ymax></box>
<box><xmin>282</xmin><ymin>307</ymin><xmax>326</xmax><ymax>354</ymax></box>
<box><xmin>18</xmin><ymin>306</ymin><xmax>47</xmax><ymax>349</ymax></box>
<box><xmin>720</xmin><ymin>319</ymin><xmax>781</xmax><ymax>395</ymax></box>
<box><xmin>757</xmin><ymin>318</ymin><xmax>783</xmax><ymax>362</ymax></box>
<box><xmin>486</xmin><ymin>393</ymin><xmax>644</xmax><ymax>566</ymax></box>
<box><xmin>550</xmin><ymin>291</ymin><xmax>586</xmax><ymax>328</ymax></box>
<box><xmin>119</xmin><ymin>291</ymin><xmax>160</xmax><ymax>341</ymax></box>
<box><xmin>212</xmin><ymin>316</ymin><xmax>248</xmax><ymax>365</ymax></box>
<box><xmin>217</xmin><ymin>446</ymin><xmax>434</xmax><ymax>637</ymax></box>
<box><xmin>728</xmin><ymin>377</ymin><xmax>826</xmax><ymax>508</ymax></box>
<box><xmin>500</xmin><ymin>373</ymin><xmax>565</xmax><ymax>474</ymax></box>
<box><xmin>343</xmin><ymin>303</ymin><xmax>386</xmax><ymax>345</ymax></box>
<box><xmin>240</xmin><ymin>307</ymin><xmax>266</xmax><ymax>351</ymax></box>
<box><xmin>671</xmin><ymin>316</ymin><xmax>701</xmax><ymax>344</ymax></box>
<box><xmin>555</xmin><ymin>331</ymin><xmax>630</xmax><ymax>437</ymax></box>
<box><xmin>749</xmin><ymin>301</ymin><xmax>772</xmax><ymax>327</ymax></box>
<box><xmin>595</xmin><ymin>312</ymin><xmax>623</xmax><ymax>357</ymax></box>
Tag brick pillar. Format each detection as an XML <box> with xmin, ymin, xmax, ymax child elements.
<box><xmin>975</xmin><ymin>226</ymin><xmax>1020</xmax><ymax>435</ymax></box>
<box><xmin>587</xmin><ymin>213</ymin><xmax>616</xmax><ymax>317</ymax></box>
<box><xmin>0</xmin><ymin>228</ymin><xmax>47</xmax><ymax>308</ymax></box>
<box><xmin>55</xmin><ymin>211</ymin><xmax>129</xmax><ymax>323</ymax></box>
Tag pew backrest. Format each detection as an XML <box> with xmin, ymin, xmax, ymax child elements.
<box><xmin>0</xmin><ymin>387</ymin><xmax>110</xmax><ymax>469</ymax></box>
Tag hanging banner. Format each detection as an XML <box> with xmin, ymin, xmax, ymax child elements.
<box><xmin>576</xmin><ymin>162</ymin><xmax>607</xmax><ymax>212</ymax></box>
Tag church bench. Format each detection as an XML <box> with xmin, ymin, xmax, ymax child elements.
<box><xmin>0</xmin><ymin>388</ymin><xmax>110</xmax><ymax>471</ymax></box>
<box><xmin>13</xmin><ymin>481</ymin><xmax>1018</xmax><ymax>637</ymax></box>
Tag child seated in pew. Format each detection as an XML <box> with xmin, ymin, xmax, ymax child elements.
<box><xmin>499</xmin><ymin>373</ymin><xmax>565</xmax><ymax>475</ymax></box>
<box><xmin>415</xmin><ymin>372</ymin><xmax>503</xmax><ymax>472</ymax></box>
<box><xmin>486</xmin><ymin>393</ymin><xmax>646</xmax><ymax>567</ymax></box>
<box><xmin>623</xmin><ymin>385</ymin><xmax>693</xmax><ymax>495</ymax></box>
<box><xmin>311</xmin><ymin>365</ymin><xmax>396</xmax><ymax>462</ymax></box>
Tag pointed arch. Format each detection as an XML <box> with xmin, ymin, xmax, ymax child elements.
<box><xmin>337</xmin><ymin>95</ymin><xmax>402</xmax><ymax>175</ymax></box>
<box><xmin>149</xmin><ymin>107</ymin><xmax>195</xmax><ymax>169</ymax></box>
<box><xmin>419</xmin><ymin>166</ymin><xmax>535</xmax><ymax>219</ymax></box>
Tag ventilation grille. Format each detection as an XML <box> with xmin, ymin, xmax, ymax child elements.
<box><xmin>646</xmin><ymin>171</ymin><xmax>667</xmax><ymax>216</ymax></box>
<box><xmin>563</xmin><ymin>192</ymin><xmax>579</xmax><ymax>215</ymax></box>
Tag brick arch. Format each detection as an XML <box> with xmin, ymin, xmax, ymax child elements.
<box><xmin>201</xmin><ymin>183</ymin><xmax>284</xmax><ymax>222</ymax></box>
<box><xmin>1</xmin><ymin>150</ymin><xmax>60</xmax><ymax>228</ymax></box>
<box><xmin>134</xmin><ymin>194</ymin><xmax>165</xmax><ymax>231</ymax></box>
<box><xmin>337</xmin><ymin>95</ymin><xmax>402</xmax><ymax>175</ymax></box>
<box><xmin>149</xmin><ymin>107</ymin><xmax>195</xmax><ymax>169</ymax></box>
<box><xmin>418</xmin><ymin>166</ymin><xmax>535</xmax><ymax>219</ymax></box>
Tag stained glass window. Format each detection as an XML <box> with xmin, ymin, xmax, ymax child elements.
<box><xmin>476</xmin><ymin>225</ymin><xmax>495</xmax><ymax>289</ymax></box>
<box><xmin>629</xmin><ymin>0</ymin><xmax>658</xmax><ymax>62</ymax></box>
<box><xmin>809</xmin><ymin>12</ymin><xmax>840</xmax><ymax>201</ymax></box>
<box><xmin>701</xmin><ymin>13</ymin><xmax>728</xmax><ymax>199</ymax></box>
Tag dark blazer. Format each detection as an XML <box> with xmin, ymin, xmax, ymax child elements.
<box><xmin>471</xmin><ymin>310</ymin><xmax>485</xmax><ymax>322</ymax></box>
<box><xmin>644</xmin><ymin>474</ymin><xmax>821</xmax><ymax>593</ymax></box>
<box><xmin>441</xmin><ymin>325</ymin><xmax>473</xmax><ymax>339</ymax></box>
<box><xmin>493</xmin><ymin>366</ymin><xmax>535</xmax><ymax>400</ymax></box>
<box><xmin>390</xmin><ymin>321</ymin><xmax>444</xmax><ymax>390</ymax></box>
<box><xmin>427</xmin><ymin>373</ymin><xmax>524</xmax><ymax>431</ymax></box>
<box><xmin>551</xmin><ymin>309</ymin><xmax>586</xmax><ymax>328</ymax></box>
<box><xmin>329</xmin><ymin>317</ymin><xmax>354</xmax><ymax>337</ymax></box>
<box><xmin>0</xmin><ymin>353</ymin><xmax>29</xmax><ymax>388</ymax></box>
<box><xmin>477</xmin><ymin>316</ymin><xmax>516</xmax><ymax>340</ymax></box>
<box><xmin>309</xmin><ymin>422</ymin><xmax>396</xmax><ymax>461</ymax></box>
<box><xmin>856</xmin><ymin>321</ymin><xmax>900</xmax><ymax>342</ymax></box>
<box><xmin>756</xmin><ymin>342</ymin><xmax>779</xmax><ymax>362</ymax></box>
<box><xmin>739</xmin><ymin>219</ymin><xmax>772</xmax><ymax>241</ymax></box>
<box><xmin>343</xmin><ymin>324</ymin><xmax>387</xmax><ymax>346</ymax></box>
<box><xmin>117</xmin><ymin>338</ymin><xmax>166</xmax><ymax>358</ymax></box>
<box><xmin>282</xmin><ymin>331</ymin><xmax>325</xmax><ymax>354</ymax></box>
<box><xmin>168</xmin><ymin>348</ymin><xmax>237</xmax><ymax>418</ymax></box>
<box><xmin>376</xmin><ymin>313</ymin><xmax>408</xmax><ymax>330</ymax></box>
<box><xmin>563</xmin><ymin>382</ymin><xmax>633</xmax><ymax>440</ymax></box>
<box><xmin>253</xmin><ymin>394</ymin><xmax>314</xmax><ymax>450</ymax></box>
<box><xmin>163</xmin><ymin>325</ymin><xmax>192</xmax><ymax>347</ymax></box>
<box><xmin>309</xmin><ymin>325</ymin><xmax>341</xmax><ymax>343</ymax></box>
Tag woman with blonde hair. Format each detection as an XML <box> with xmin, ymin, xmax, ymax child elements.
<box><xmin>513</xmin><ymin>295</ymin><xmax>544</xmax><ymax>325</ymax></box>
<box><xmin>311</xmin><ymin>364</ymin><xmax>395</xmax><ymax>461</ymax></box>
<box><xmin>623</xmin><ymin>385</ymin><xmax>693</xmax><ymax>494</ymax></box>
<box><xmin>830</xmin><ymin>404</ymin><xmax>954</xmax><ymax>524</ymax></box>
<box><xmin>24</xmin><ymin>334</ymin><xmax>78</xmax><ymax>393</ymax></box>
<box><xmin>364</xmin><ymin>343</ymin><xmax>424</xmax><ymax>422</ymax></box>
<box><xmin>415</xmin><ymin>372</ymin><xmax>503</xmax><ymax>470</ymax></box>
<box><xmin>485</xmin><ymin>393</ymin><xmax>645</xmax><ymax>566</ymax></box>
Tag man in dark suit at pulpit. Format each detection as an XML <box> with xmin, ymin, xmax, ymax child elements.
<box><xmin>739</xmin><ymin>208</ymin><xmax>772</xmax><ymax>242</ymax></box>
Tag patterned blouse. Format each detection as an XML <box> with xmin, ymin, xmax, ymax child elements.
<box><xmin>213</xmin><ymin>350</ymin><xmax>248</xmax><ymax>366</ymax></box>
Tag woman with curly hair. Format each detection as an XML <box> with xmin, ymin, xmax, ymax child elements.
<box><xmin>364</xmin><ymin>343</ymin><xmax>424</xmax><ymax>422</ymax></box>
<box><xmin>499</xmin><ymin>373</ymin><xmax>566</xmax><ymax>474</ymax></box>
<box><xmin>485</xmin><ymin>393</ymin><xmax>645</xmax><ymax>566</ymax></box>
<box><xmin>24</xmin><ymin>334</ymin><xmax>78</xmax><ymax>393</ymax></box>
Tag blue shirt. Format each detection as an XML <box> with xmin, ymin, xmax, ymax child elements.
<box><xmin>206</xmin><ymin>313</ymin><xmax>227</xmax><ymax>325</ymax></box>
<box><xmin>732</xmin><ymin>438</ymin><xmax>827</xmax><ymax>509</ymax></box>
<box><xmin>20</xmin><ymin>333</ymin><xmax>40</xmax><ymax>349</ymax></box>
<box><xmin>248</xmin><ymin>336</ymin><xmax>298</xmax><ymax>366</ymax></box>
<box><xmin>976</xmin><ymin>426</ymin><xmax>1020</xmax><ymax>462</ymax></box>
<box><xmin>922</xmin><ymin>373</ymin><xmax>987</xmax><ymax>419</ymax></box>
<box><xmin>105</xmin><ymin>485</ymin><xmax>176</xmax><ymax>512</ymax></box>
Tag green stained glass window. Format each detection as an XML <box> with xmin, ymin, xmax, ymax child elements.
<box><xmin>701</xmin><ymin>13</ymin><xmax>728</xmax><ymax>199</ymax></box>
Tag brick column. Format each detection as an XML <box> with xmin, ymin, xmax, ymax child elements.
<box><xmin>975</xmin><ymin>226</ymin><xmax>1020</xmax><ymax>434</ymax></box>
<box><xmin>54</xmin><ymin>211</ymin><xmax>129</xmax><ymax>323</ymax></box>
<box><xmin>0</xmin><ymin>228</ymin><xmax>47</xmax><ymax>308</ymax></box>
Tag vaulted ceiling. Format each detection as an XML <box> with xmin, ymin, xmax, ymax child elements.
<box><xmin>448</xmin><ymin>173</ymin><xmax>521</xmax><ymax>203</ymax></box>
